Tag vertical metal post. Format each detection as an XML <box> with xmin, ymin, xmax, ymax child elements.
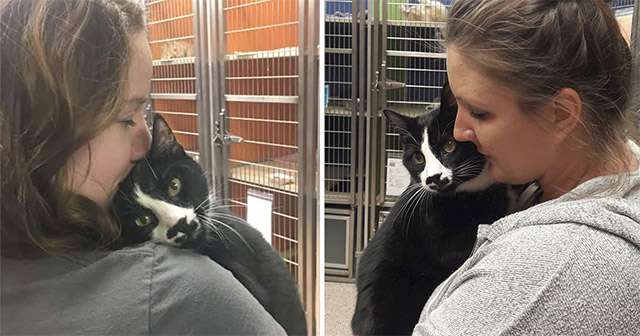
<box><xmin>378</xmin><ymin>0</ymin><xmax>389</xmax><ymax>210</ymax></box>
<box><xmin>352</xmin><ymin>0</ymin><xmax>367</xmax><ymax>279</ymax></box>
<box><xmin>298</xmin><ymin>0</ymin><xmax>320</xmax><ymax>333</ymax></box>
<box><xmin>194</xmin><ymin>0</ymin><xmax>221</xmax><ymax>199</ymax></box>
<box><xmin>365</xmin><ymin>0</ymin><xmax>384</xmax><ymax>249</ymax></box>
<box><xmin>215</xmin><ymin>0</ymin><xmax>230</xmax><ymax>201</ymax></box>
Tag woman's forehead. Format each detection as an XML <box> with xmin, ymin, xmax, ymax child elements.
<box><xmin>447</xmin><ymin>48</ymin><xmax>520</xmax><ymax>111</ymax></box>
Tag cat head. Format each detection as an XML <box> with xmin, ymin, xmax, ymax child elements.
<box><xmin>384</xmin><ymin>79</ymin><xmax>494</xmax><ymax>194</ymax></box>
<box><xmin>112</xmin><ymin>114</ymin><xmax>209</xmax><ymax>247</ymax></box>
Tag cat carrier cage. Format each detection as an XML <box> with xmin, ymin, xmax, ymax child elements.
<box><xmin>189</xmin><ymin>0</ymin><xmax>319</xmax><ymax>333</ymax></box>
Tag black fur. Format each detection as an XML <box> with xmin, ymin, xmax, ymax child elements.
<box><xmin>113</xmin><ymin>114</ymin><xmax>307</xmax><ymax>335</ymax></box>
<box><xmin>351</xmin><ymin>81</ymin><xmax>511</xmax><ymax>335</ymax></box>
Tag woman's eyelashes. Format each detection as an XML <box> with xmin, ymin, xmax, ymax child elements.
<box><xmin>470</xmin><ymin>109</ymin><xmax>488</xmax><ymax>120</ymax></box>
<box><xmin>119</xmin><ymin>118</ymin><xmax>136</xmax><ymax>128</ymax></box>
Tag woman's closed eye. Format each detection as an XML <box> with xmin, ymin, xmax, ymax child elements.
<box><xmin>470</xmin><ymin>109</ymin><xmax>488</xmax><ymax>120</ymax></box>
<box><xmin>118</xmin><ymin>118</ymin><xmax>137</xmax><ymax>128</ymax></box>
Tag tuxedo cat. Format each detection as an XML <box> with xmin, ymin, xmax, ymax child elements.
<box><xmin>112</xmin><ymin>114</ymin><xmax>307</xmax><ymax>336</ymax></box>
<box><xmin>351</xmin><ymin>81</ymin><xmax>515</xmax><ymax>335</ymax></box>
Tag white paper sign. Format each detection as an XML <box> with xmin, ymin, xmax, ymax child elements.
<box><xmin>246</xmin><ymin>189</ymin><xmax>273</xmax><ymax>246</ymax></box>
<box><xmin>386</xmin><ymin>157</ymin><xmax>411</xmax><ymax>197</ymax></box>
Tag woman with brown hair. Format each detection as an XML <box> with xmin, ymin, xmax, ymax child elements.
<box><xmin>413</xmin><ymin>0</ymin><xmax>640</xmax><ymax>335</ymax></box>
<box><xmin>0</xmin><ymin>1</ymin><xmax>285</xmax><ymax>334</ymax></box>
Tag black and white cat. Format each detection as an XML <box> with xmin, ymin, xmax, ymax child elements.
<box><xmin>112</xmin><ymin>114</ymin><xmax>307</xmax><ymax>336</ymax></box>
<box><xmin>351</xmin><ymin>81</ymin><xmax>518</xmax><ymax>335</ymax></box>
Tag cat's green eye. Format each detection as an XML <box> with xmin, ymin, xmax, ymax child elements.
<box><xmin>168</xmin><ymin>177</ymin><xmax>182</xmax><ymax>197</ymax></box>
<box><xmin>135</xmin><ymin>215</ymin><xmax>152</xmax><ymax>227</ymax></box>
<box><xmin>443</xmin><ymin>140</ymin><xmax>456</xmax><ymax>154</ymax></box>
<box><xmin>413</xmin><ymin>152</ymin><xmax>425</xmax><ymax>165</ymax></box>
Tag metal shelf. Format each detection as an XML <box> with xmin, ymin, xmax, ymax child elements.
<box><xmin>152</xmin><ymin>56</ymin><xmax>195</xmax><ymax>66</ymax></box>
<box><xmin>326</xmin><ymin>16</ymin><xmax>353</xmax><ymax>23</ymax></box>
<box><xmin>224</xmin><ymin>47</ymin><xmax>299</xmax><ymax>61</ymax></box>
<box><xmin>225</xmin><ymin>95</ymin><xmax>298</xmax><ymax>104</ymax></box>
<box><xmin>386</xmin><ymin>50</ymin><xmax>445</xmax><ymax>59</ymax></box>
<box><xmin>150</xmin><ymin>93</ymin><xmax>196</xmax><ymax>100</ymax></box>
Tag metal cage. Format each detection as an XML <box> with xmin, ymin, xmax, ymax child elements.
<box><xmin>382</xmin><ymin>0</ymin><xmax>449</xmax><ymax>206</ymax></box>
<box><xmin>192</xmin><ymin>0</ymin><xmax>320</xmax><ymax>333</ymax></box>
<box><xmin>325</xmin><ymin>0</ymin><xmax>640</xmax><ymax>283</ymax></box>
<box><xmin>145</xmin><ymin>0</ymin><xmax>199</xmax><ymax>159</ymax></box>
<box><xmin>325</xmin><ymin>1</ymin><xmax>357</xmax><ymax>203</ymax></box>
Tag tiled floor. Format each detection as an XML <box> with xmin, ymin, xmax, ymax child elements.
<box><xmin>325</xmin><ymin>281</ymin><xmax>357</xmax><ymax>336</ymax></box>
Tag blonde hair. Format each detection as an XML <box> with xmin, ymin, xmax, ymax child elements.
<box><xmin>445</xmin><ymin>0</ymin><xmax>640</xmax><ymax>196</ymax></box>
<box><xmin>1</xmin><ymin>0</ymin><xmax>145</xmax><ymax>257</ymax></box>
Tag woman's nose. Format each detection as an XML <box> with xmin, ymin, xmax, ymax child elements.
<box><xmin>131</xmin><ymin>113</ymin><xmax>152</xmax><ymax>161</ymax></box>
<box><xmin>453</xmin><ymin>109</ymin><xmax>477</xmax><ymax>143</ymax></box>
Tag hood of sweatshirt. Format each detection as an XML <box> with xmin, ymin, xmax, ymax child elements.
<box><xmin>475</xmin><ymin>141</ymin><xmax>640</xmax><ymax>250</ymax></box>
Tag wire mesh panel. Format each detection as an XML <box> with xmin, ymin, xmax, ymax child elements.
<box><xmin>326</xmin><ymin>1</ymin><xmax>355</xmax><ymax>202</ymax></box>
<box><xmin>383</xmin><ymin>0</ymin><xmax>450</xmax><ymax>202</ymax></box>
<box><xmin>612</xmin><ymin>0</ymin><xmax>636</xmax><ymax>46</ymax></box>
<box><xmin>611</xmin><ymin>0</ymin><xmax>635</xmax><ymax>10</ymax></box>
<box><xmin>145</xmin><ymin>0</ymin><xmax>199</xmax><ymax>158</ymax></box>
<box><xmin>381</xmin><ymin>0</ymin><xmax>634</xmax><ymax>203</ymax></box>
<box><xmin>221</xmin><ymin>0</ymin><xmax>302</xmax><ymax>283</ymax></box>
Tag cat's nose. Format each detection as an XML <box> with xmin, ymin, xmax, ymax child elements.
<box><xmin>425</xmin><ymin>173</ymin><xmax>450</xmax><ymax>190</ymax></box>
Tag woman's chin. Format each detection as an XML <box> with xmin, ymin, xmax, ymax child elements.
<box><xmin>487</xmin><ymin>161</ymin><xmax>506</xmax><ymax>184</ymax></box>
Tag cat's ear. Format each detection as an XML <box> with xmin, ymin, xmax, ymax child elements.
<box><xmin>150</xmin><ymin>113</ymin><xmax>185</xmax><ymax>158</ymax></box>
<box><xmin>439</xmin><ymin>77</ymin><xmax>457</xmax><ymax>112</ymax></box>
<box><xmin>384</xmin><ymin>109</ymin><xmax>413</xmax><ymax>131</ymax></box>
<box><xmin>384</xmin><ymin>109</ymin><xmax>420</xmax><ymax>145</ymax></box>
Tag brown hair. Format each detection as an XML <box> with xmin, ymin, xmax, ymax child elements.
<box><xmin>445</xmin><ymin>0</ymin><xmax>639</xmax><ymax>179</ymax></box>
<box><xmin>0</xmin><ymin>0</ymin><xmax>145</xmax><ymax>257</ymax></box>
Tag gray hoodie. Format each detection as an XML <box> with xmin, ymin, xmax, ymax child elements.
<box><xmin>414</xmin><ymin>142</ymin><xmax>640</xmax><ymax>336</ymax></box>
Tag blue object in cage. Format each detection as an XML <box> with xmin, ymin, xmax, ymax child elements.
<box><xmin>326</xmin><ymin>1</ymin><xmax>369</xmax><ymax>16</ymax></box>
<box><xmin>325</xmin><ymin>84</ymin><xmax>330</xmax><ymax>109</ymax></box>
<box><xmin>326</xmin><ymin>1</ymin><xmax>352</xmax><ymax>15</ymax></box>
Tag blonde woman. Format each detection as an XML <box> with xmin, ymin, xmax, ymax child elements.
<box><xmin>413</xmin><ymin>1</ymin><xmax>640</xmax><ymax>335</ymax></box>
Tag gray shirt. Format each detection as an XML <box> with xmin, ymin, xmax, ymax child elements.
<box><xmin>1</xmin><ymin>242</ymin><xmax>286</xmax><ymax>335</ymax></box>
<box><xmin>414</xmin><ymin>142</ymin><xmax>640</xmax><ymax>336</ymax></box>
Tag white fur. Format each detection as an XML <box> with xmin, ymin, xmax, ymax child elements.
<box><xmin>419</xmin><ymin>128</ymin><xmax>494</xmax><ymax>193</ymax></box>
<box><xmin>401</xmin><ymin>0</ymin><xmax>448</xmax><ymax>22</ymax></box>
<box><xmin>420</xmin><ymin>128</ymin><xmax>453</xmax><ymax>192</ymax></box>
<box><xmin>134</xmin><ymin>184</ymin><xmax>197</xmax><ymax>245</ymax></box>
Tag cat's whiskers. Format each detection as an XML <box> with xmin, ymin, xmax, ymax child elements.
<box><xmin>395</xmin><ymin>187</ymin><xmax>418</xmax><ymax>238</ymax></box>
<box><xmin>440</xmin><ymin>120</ymin><xmax>455</xmax><ymax>140</ymax></box>
<box><xmin>117</xmin><ymin>190</ymin><xmax>136</xmax><ymax>204</ymax></box>
<box><xmin>194</xmin><ymin>195</ymin><xmax>213</xmax><ymax>212</ymax></box>
<box><xmin>399</xmin><ymin>185</ymin><xmax>426</xmax><ymax>234</ymax></box>
<box><xmin>196</xmin><ymin>215</ymin><xmax>234</xmax><ymax>245</ymax></box>
<box><xmin>405</xmin><ymin>187</ymin><xmax>430</xmax><ymax>240</ymax></box>
<box><xmin>455</xmin><ymin>159</ymin><xmax>485</xmax><ymax>176</ymax></box>
<box><xmin>407</xmin><ymin>188</ymin><xmax>426</xmax><ymax>229</ymax></box>
<box><xmin>195</xmin><ymin>215</ymin><xmax>225</xmax><ymax>241</ymax></box>
<box><xmin>202</xmin><ymin>204</ymin><xmax>245</xmax><ymax>211</ymax></box>
<box><xmin>144</xmin><ymin>158</ymin><xmax>159</xmax><ymax>181</ymax></box>
<box><xmin>456</xmin><ymin>166</ymin><xmax>483</xmax><ymax>176</ymax></box>
<box><xmin>393</xmin><ymin>127</ymin><xmax>419</xmax><ymax>146</ymax></box>
<box><xmin>198</xmin><ymin>214</ymin><xmax>255</xmax><ymax>253</ymax></box>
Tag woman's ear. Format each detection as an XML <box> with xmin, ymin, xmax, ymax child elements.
<box><xmin>544</xmin><ymin>88</ymin><xmax>583</xmax><ymax>145</ymax></box>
